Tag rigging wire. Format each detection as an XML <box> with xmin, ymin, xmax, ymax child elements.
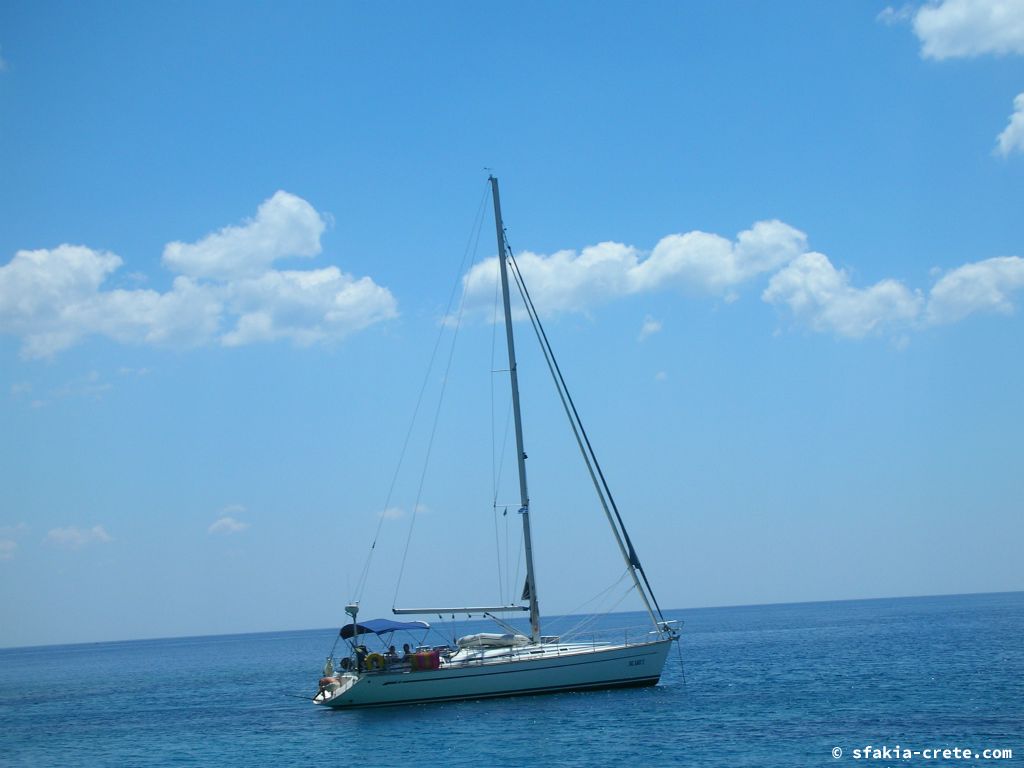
<box><xmin>491</xmin><ymin>247</ymin><xmax>503</xmax><ymax>604</ymax></box>
<box><xmin>488</xmin><ymin>252</ymin><xmax>516</xmax><ymax>609</ymax></box>
<box><xmin>511</xmin><ymin>514</ymin><xmax>523</xmax><ymax>607</ymax></box>
<box><xmin>504</xmin><ymin>505</ymin><xmax>511</xmax><ymax>605</ymax></box>
<box><xmin>545</xmin><ymin>566</ymin><xmax>633</xmax><ymax>639</ymax></box>
<box><xmin>490</xmin><ymin>247</ymin><xmax>502</xmax><ymax>505</ymax></box>
<box><xmin>491</xmin><ymin>400</ymin><xmax>513</xmax><ymax>508</ymax></box>
<box><xmin>391</xmin><ymin>185</ymin><xmax>489</xmax><ymax>608</ymax></box>
<box><xmin>504</xmin><ymin>241</ymin><xmax>668</xmax><ymax>625</ymax></box>
<box><xmin>490</xmin><ymin>399</ymin><xmax>513</xmax><ymax>604</ymax></box>
<box><xmin>571</xmin><ymin>579</ymin><xmax>641</xmax><ymax>636</ymax></box>
<box><xmin>492</xmin><ymin>509</ymin><xmax>504</xmax><ymax>606</ymax></box>
<box><xmin>351</xmin><ymin>182</ymin><xmax>490</xmax><ymax>607</ymax></box>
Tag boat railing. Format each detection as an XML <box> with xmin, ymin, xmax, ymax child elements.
<box><xmin>555</xmin><ymin>619</ymin><xmax>678</xmax><ymax>644</ymax></box>
<box><xmin>343</xmin><ymin>620</ymin><xmax>679</xmax><ymax>674</ymax></box>
<box><xmin>429</xmin><ymin>621</ymin><xmax>674</xmax><ymax>669</ymax></box>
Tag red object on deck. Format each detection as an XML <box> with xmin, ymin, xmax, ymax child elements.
<box><xmin>410</xmin><ymin>650</ymin><xmax>440</xmax><ymax>671</ymax></box>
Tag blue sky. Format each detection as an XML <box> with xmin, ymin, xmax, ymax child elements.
<box><xmin>1</xmin><ymin>0</ymin><xmax>1023</xmax><ymax>648</ymax></box>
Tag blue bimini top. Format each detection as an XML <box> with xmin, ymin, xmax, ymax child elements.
<box><xmin>339</xmin><ymin>619</ymin><xmax>430</xmax><ymax>640</ymax></box>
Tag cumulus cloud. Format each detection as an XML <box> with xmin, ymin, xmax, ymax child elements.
<box><xmin>637</xmin><ymin>219</ymin><xmax>808</xmax><ymax>294</ymax></box>
<box><xmin>904</xmin><ymin>0</ymin><xmax>1024</xmax><ymax>59</ymax></box>
<box><xmin>461</xmin><ymin>218</ymin><xmax>1024</xmax><ymax>340</ymax></box>
<box><xmin>163</xmin><ymin>191</ymin><xmax>326</xmax><ymax>280</ymax></box>
<box><xmin>44</xmin><ymin>525</ymin><xmax>113</xmax><ymax>549</ymax></box>
<box><xmin>5</xmin><ymin>196</ymin><xmax>1023</xmax><ymax>352</ymax></box>
<box><xmin>0</xmin><ymin>247</ymin><xmax>222</xmax><ymax>358</ymax></box>
<box><xmin>0</xmin><ymin>192</ymin><xmax>396</xmax><ymax>359</ymax></box>
<box><xmin>222</xmin><ymin>267</ymin><xmax>397</xmax><ymax>347</ymax></box>
<box><xmin>0</xmin><ymin>246</ymin><xmax>121</xmax><ymax>357</ymax></box>
<box><xmin>764</xmin><ymin>251</ymin><xmax>1024</xmax><ymax>336</ymax></box>
<box><xmin>208</xmin><ymin>516</ymin><xmax>249</xmax><ymax>535</ymax></box>
<box><xmin>763</xmin><ymin>253</ymin><xmax>924</xmax><ymax>337</ymax></box>
<box><xmin>879</xmin><ymin>4</ymin><xmax>1024</xmax><ymax>161</ymax></box>
<box><xmin>461</xmin><ymin>220</ymin><xmax>807</xmax><ymax>316</ymax></box>
<box><xmin>995</xmin><ymin>92</ymin><xmax>1024</xmax><ymax>156</ymax></box>
<box><xmin>926</xmin><ymin>256</ymin><xmax>1024</xmax><ymax>322</ymax></box>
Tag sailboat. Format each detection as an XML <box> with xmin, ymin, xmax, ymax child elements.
<box><xmin>313</xmin><ymin>176</ymin><xmax>679</xmax><ymax>708</ymax></box>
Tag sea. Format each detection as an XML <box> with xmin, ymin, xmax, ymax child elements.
<box><xmin>1</xmin><ymin>592</ymin><xmax>1021</xmax><ymax>767</ymax></box>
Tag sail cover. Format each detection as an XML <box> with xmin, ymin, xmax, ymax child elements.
<box><xmin>339</xmin><ymin>619</ymin><xmax>430</xmax><ymax>639</ymax></box>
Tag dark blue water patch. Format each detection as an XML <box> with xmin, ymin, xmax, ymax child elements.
<box><xmin>1</xmin><ymin>592</ymin><xmax>1020</xmax><ymax>767</ymax></box>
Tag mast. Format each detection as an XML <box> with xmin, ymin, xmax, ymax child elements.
<box><xmin>490</xmin><ymin>175</ymin><xmax>542</xmax><ymax>644</ymax></box>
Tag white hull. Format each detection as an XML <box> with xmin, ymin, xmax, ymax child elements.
<box><xmin>314</xmin><ymin>638</ymin><xmax>673</xmax><ymax>709</ymax></box>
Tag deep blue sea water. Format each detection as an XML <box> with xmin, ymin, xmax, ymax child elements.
<box><xmin>1</xmin><ymin>592</ymin><xmax>1021</xmax><ymax>767</ymax></box>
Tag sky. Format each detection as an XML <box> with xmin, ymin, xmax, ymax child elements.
<box><xmin>1</xmin><ymin>0</ymin><xmax>1022</xmax><ymax>648</ymax></box>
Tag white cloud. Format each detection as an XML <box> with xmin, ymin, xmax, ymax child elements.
<box><xmin>208</xmin><ymin>516</ymin><xmax>249</xmax><ymax>535</ymax></box>
<box><xmin>0</xmin><ymin>245</ymin><xmax>122</xmax><ymax>356</ymax></box>
<box><xmin>163</xmin><ymin>191</ymin><xmax>326</xmax><ymax>280</ymax></box>
<box><xmin>222</xmin><ymin>267</ymin><xmax>397</xmax><ymax>347</ymax></box>
<box><xmin>926</xmin><ymin>255</ymin><xmax>1024</xmax><ymax>322</ymax></box>
<box><xmin>0</xmin><ymin>192</ymin><xmax>396</xmax><ymax>359</ymax></box>
<box><xmin>464</xmin><ymin>241</ymin><xmax>641</xmax><ymax>316</ymax></box>
<box><xmin>461</xmin><ymin>220</ymin><xmax>807</xmax><ymax>316</ymax></box>
<box><xmin>654</xmin><ymin>371</ymin><xmax>669</xmax><ymax>382</ymax></box>
<box><xmin>44</xmin><ymin>525</ymin><xmax>113</xmax><ymax>549</ymax></box>
<box><xmin>894</xmin><ymin>0</ymin><xmax>1024</xmax><ymax>59</ymax></box>
<box><xmin>0</xmin><ymin>523</ymin><xmax>29</xmax><ymax>536</ymax></box>
<box><xmin>764</xmin><ymin>250</ymin><xmax>1024</xmax><ymax>336</ymax></box>
<box><xmin>638</xmin><ymin>315</ymin><xmax>662</xmax><ymax>341</ymax></box>
<box><xmin>0</xmin><ymin>45</ymin><xmax>7</xmax><ymax>73</ymax></box>
<box><xmin>0</xmin><ymin>246</ymin><xmax>224</xmax><ymax>358</ymax></box>
<box><xmin>6</xmin><ymin>197</ymin><xmax>1022</xmax><ymax>352</ymax></box>
<box><xmin>0</xmin><ymin>540</ymin><xmax>15</xmax><ymax>560</ymax></box>
<box><xmin>763</xmin><ymin>252</ymin><xmax>923</xmax><ymax>337</ymax></box>
<box><xmin>635</xmin><ymin>220</ymin><xmax>808</xmax><ymax>295</ymax></box>
<box><xmin>996</xmin><ymin>92</ymin><xmax>1024</xmax><ymax>156</ymax></box>
<box><xmin>879</xmin><ymin>4</ymin><xmax>1024</xmax><ymax>157</ymax></box>
<box><xmin>462</xmin><ymin>218</ymin><xmax>1024</xmax><ymax>340</ymax></box>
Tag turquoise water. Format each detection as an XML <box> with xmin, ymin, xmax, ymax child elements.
<box><xmin>1</xmin><ymin>592</ymin><xmax>1021</xmax><ymax>767</ymax></box>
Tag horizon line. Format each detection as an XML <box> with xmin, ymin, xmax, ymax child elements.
<box><xmin>2</xmin><ymin>587</ymin><xmax>1021</xmax><ymax>652</ymax></box>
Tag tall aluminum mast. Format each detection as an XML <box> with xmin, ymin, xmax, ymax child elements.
<box><xmin>489</xmin><ymin>175</ymin><xmax>542</xmax><ymax>644</ymax></box>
